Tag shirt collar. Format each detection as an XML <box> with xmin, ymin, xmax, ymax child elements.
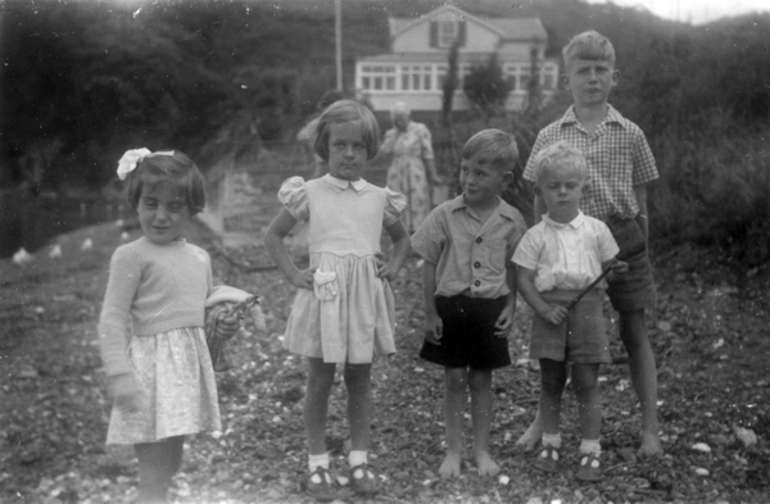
<box><xmin>559</xmin><ymin>104</ymin><xmax>625</xmax><ymax>130</ymax></box>
<box><xmin>542</xmin><ymin>210</ymin><xmax>585</xmax><ymax>229</ymax></box>
<box><xmin>322</xmin><ymin>174</ymin><xmax>368</xmax><ymax>192</ymax></box>
<box><xmin>450</xmin><ymin>194</ymin><xmax>518</xmax><ymax>221</ymax></box>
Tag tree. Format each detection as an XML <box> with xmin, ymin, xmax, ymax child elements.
<box><xmin>462</xmin><ymin>54</ymin><xmax>511</xmax><ymax>122</ymax></box>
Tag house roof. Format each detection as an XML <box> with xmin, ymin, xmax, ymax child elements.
<box><xmin>388</xmin><ymin>4</ymin><xmax>547</xmax><ymax>42</ymax></box>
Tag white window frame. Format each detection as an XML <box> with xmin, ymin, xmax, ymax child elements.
<box><xmin>400</xmin><ymin>65</ymin><xmax>434</xmax><ymax>93</ymax></box>
<box><xmin>359</xmin><ymin>64</ymin><xmax>397</xmax><ymax>92</ymax></box>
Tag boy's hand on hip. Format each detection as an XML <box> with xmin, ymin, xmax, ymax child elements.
<box><xmin>424</xmin><ymin>314</ymin><xmax>443</xmax><ymax>345</ymax></box>
<box><xmin>292</xmin><ymin>267</ymin><xmax>316</xmax><ymax>290</ymax></box>
<box><xmin>539</xmin><ymin>304</ymin><xmax>568</xmax><ymax>325</ymax></box>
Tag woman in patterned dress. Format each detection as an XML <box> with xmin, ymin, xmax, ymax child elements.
<box><xmin>380</xmin><ymin>102</ymin><xmax>441</xmax><ymax>233</ymax></box>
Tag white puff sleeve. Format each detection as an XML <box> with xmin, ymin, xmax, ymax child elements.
<box><xmin>383</xmin><ymin>188</ymin><xmax>407</xmax><ymax>227</ymax></box>
<box><xmin>277</xmin><ymin>176</ymin><xmax>310</xmax><ymax>221</ymax></box>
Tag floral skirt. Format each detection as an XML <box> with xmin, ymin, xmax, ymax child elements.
<box><xmin>106</xmin><ymin>327</ymin><xmax>221</xmax><ymax>444</ymax></box>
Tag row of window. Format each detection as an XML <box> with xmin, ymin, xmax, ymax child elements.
<box><xmin>357</xmin><ymin>62</ymin><xmax>558</xmax><ymax>93</ymax></box>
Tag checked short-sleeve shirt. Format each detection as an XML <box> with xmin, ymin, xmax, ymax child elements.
<box><xmin>523</xmin><ymin>105</ymin><xmax>659</xmax><ymax>221</ymax></box>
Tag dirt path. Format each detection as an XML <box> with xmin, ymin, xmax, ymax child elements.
<box><xmin>2</xmin><ymin>173</ymin><xmax>769</xmax><ymax>503</ymax></box>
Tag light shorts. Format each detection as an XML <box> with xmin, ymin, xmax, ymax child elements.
<box><xmin>606</xmin><ymin>217</ymin><xmax>657</xmax><ymax>313</ymax></box>
<box><xmin>420</xmin><ymin>295</ymin><xmax>511</xmax><ymax>370</ymax></box>
<box><xmin>529</xmin><ymin>289</ymin><xmax>611</xmax><ymax>364</ymax></box>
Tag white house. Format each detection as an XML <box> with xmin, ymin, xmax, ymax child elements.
<box><xmin>355</xmin><ymin>4</ymin><xmax>558</xmax><ymax>113</ymax></box>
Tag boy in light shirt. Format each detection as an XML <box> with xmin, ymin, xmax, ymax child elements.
<box><xmin>518</xmin><ymin>30</ymin><xmax>662</xmax><ymax>457</ymax></box>
<box><xmin>513</xmin><ymin>141</ymin><xmax>627</xmax><ymax>481</ymax></box>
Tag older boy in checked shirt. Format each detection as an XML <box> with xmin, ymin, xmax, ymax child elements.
<box><xmin>516</xmin><ymin>30</ymin><xmax>662</xmax><ymax>457</ymax></box>
<box><xmin>412</xmin><ymin>129</ymin><xmax>527</xmax><ymax>477</ymax></box>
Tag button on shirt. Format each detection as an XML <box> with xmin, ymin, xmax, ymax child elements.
<box><xmin>411</xmin><ymin>195</ymin><xmax>526</xmax><ymax>299</ymax></box>
<box><xmin>512</xmin><ymin>212</ymin><xmax>619</xmax><ymax>292</ymax></box>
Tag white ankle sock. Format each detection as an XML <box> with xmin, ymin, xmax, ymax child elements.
<box><xmin>579</xmin><ymin>438</ymin><xmax>602</xmax><ymax>455</ymax></box>
<box><xmin>308</xmin><ymin>452</ymin><xmax>329</xmax><ymax>472</ymax></box>
<box><xmin>542</xmin><ymin>433</ymin><xmax>562</xmax><ymax>449</ymax></box>
<box><xmin>349</xmin><ymin>450</ymin><xmax>367</xmax><ymax>467</ymax></box>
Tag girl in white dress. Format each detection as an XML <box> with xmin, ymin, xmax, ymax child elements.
<box><xmin>99</xmin><ymin>149</ymin><xmax>239</xmax><ymax>503</ymax></box>
<box><xmin>266</xmin><ymin>100</ymin><xmax>410</xmax><ymax>501</ymax></box>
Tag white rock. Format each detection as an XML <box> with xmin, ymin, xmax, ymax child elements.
<box><xmin>49</xmin><ymin>244</ymin><xmax>62</xmax><ymax>258</ymax></box>
<box><xmin>498</xmin><ymin>474</ymin><xmax>510</xmax><ymax>485</ymax></box>
<box><xmin>12</xmin><ymin>248</ymin><xmax>33</xmax><ymax>265</ymax></box>
<box><xmin>733</xmin><ymin>426</ymin><xmax>757</xmax><ymax>447</ymax></box>
<box><xmin>80</xmin><ymin>238</ymin><xmax>93</xmax><ymax>251</ymax></box>
<box><xmin>694</xmin><ymin>467</ymin><xmax>710</xmax><ymax>476</ymax></box>
<box><xmin>692</xmin><ymin>442</ymin><xmax>712</xmax><ymax>453</ymax></box>
<box><xmin>120</xmin><ymin>231</ymin><xmax>130</xmax><ymax>241</ymax></box>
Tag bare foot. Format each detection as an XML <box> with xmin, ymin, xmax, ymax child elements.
<box><xmin>475</xmin><ymin>451</ymin><xmax>500</xmax><ymax>477</ymax></box>
<box><xmin>514</xmin><ymin>420</ymin><xmax>542</xmax><ymax>453</ymax></box>
<box><xmin>637</xmin><ymin>431</ymin><xmax>663</xmax><ymax>457</ymax></box>
<box><xmin>439</xmin><ymin>452</ymin><xmax>462</xmax><ymax>478</ymax></box>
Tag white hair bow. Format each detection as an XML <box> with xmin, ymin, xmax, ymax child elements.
<box><xmin>116</xmin><ymin>148</ymin><xmax>175</xmax><ymax>180</ymax></box>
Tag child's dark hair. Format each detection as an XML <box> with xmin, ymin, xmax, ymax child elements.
<box><xmin>313</xmin><ymin>99</ymin><xmax>380</xmax><ymax>162</ymax></box>
<box><xmin>462</xmin><ymin>129</ymin><xmax>519</xmax><ymax>174</ymax></box>
<box><xmin>125</xmin><ymin>151</ymin><xmax>206</xmax><ymax>216</ymax></box>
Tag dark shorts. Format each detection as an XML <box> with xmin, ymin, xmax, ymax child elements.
<box><xmin>606</xmin><ymin>217</ymin><xmax>657</xmax><ymax>313</ymax></box>
<box><xmin>530</xmin><ymin>289</ymin><xmax>611</xmax><ymax>364</ymax></box>
<box><xmin>420</xmin><ymin>295</ymin><xmax>511</xmax><ymax>370</ymax></box>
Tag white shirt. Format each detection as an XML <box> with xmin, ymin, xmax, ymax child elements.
<box><xmin>512</xmin><ymin>211</ymin><xmax>619</xmax><ymax>292</ymax></box>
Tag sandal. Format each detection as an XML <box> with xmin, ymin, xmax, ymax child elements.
<box><xmin>575</xmin><ymin>452</ymin><xmax>603</xmax><ymax>482</ymax></box>
<box><xmin>306</xmin><ymin>466</ymin><xmax>338</xmax><ymax>502</ymax></box>
<box><xmin>533</xmin><ymin>445</ymin><xmax>560</xmax><ymax>473</ymax></box>
<box><xmin>349</xmin><ymin>463</ymin><xmax>379</xmax><ymax>495</ymax></box>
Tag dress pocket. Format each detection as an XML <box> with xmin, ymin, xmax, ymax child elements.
<box><xmin>313</xmin><ymin>270</ymin><xmax>339</xmax><ymax>301</ymax></box>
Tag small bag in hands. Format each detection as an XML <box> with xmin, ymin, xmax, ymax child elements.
<box><xmin>205</xmin><ymin>286</ymin><xmax>267</xmax><ymax>372</ymax></box>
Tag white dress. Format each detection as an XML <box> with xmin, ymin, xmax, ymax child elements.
<box><xmin>279</xmin><ymin>175</ymin><xmax>406</xmax><ymax>363</ymax></box>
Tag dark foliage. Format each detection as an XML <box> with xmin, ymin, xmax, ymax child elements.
<box><xmin>2</xmin><ymin>0</ymin><xmax>769</xmax><ymax>263</ymax></box>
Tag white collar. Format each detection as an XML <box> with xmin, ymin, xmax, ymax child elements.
<box><xmin>542</xmin><ymin>210</ymin><xmax>585</xmax><ymax>229</ymax></box>
<box><xmin>322</xmin><ymin>174</ymin><xmax>368</xmax><ymax>192</ymax></box>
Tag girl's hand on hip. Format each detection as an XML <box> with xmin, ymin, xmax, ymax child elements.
<box><xmin>291</xmin><ymin>267</ymin><xmax>316</xmax><ymax>290</ymax></box>
<box><xmin>109</xmin><ymin>373</ymin><xmax>141</xmax><ymax>413</ymax></box>
<box><xmin>375</xmin><ymin>254</ymin><xmax>396</xmax><ymax>282</ymax></box>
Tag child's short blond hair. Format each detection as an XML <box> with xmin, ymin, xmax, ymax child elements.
<box><xmin>562</xmin><ymin>30</ymin><xmax>616</xmax><ymax>69</ymax></box>
<box><xmin>461</xmin><ymin>129</ymin><xmax>518</xmax><ymax>174</ymax></box>
<box><xmin>532</xmin><ymin>141</ymin><xmax>588</xmax><ymax>184</ymax></box>
<box><xmin>314</xmin><ymin>99</ymin><xmax>380</xmax><ymax>162</ymax></box>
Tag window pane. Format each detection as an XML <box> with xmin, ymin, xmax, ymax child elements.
<box><xmin>424</xmin><ymin>74</ymin><xmax>431</xmax><ymax>90</ymax></box>
<box><xmin>401</xmin><ymin>74</ymin><xmax>409</xmax><ymax>90</ymax></box>
<box><xmin>412</xmin><ymin>73</ymin><xmax>420</xmax><ymax>90</ymax></box>
<box><xmin>386</xmin><ymin>76</ymin><xmax>395</xmax><ymax>90</ymax></box>
<box><xmin>362</xmin><ymin>77</ymin><xmax>370</xmax><ymax>89</ymax></box>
